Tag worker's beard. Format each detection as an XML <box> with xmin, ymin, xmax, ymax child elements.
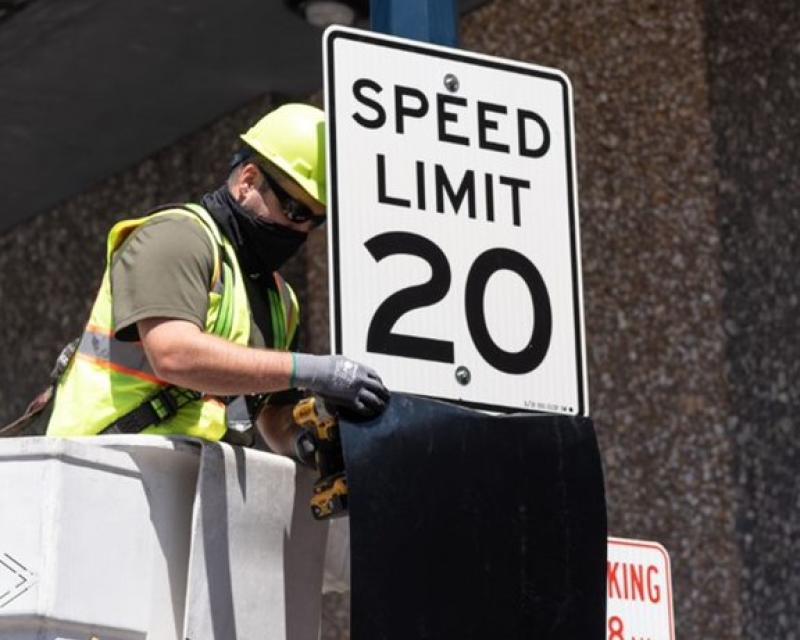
<box><xmin>202</xmin><ymin>186</ymin><xmax>307</xmax><ymax>279</ymax></box>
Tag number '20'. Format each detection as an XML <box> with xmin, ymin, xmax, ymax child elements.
<box><xmin>364</xmin><ymin>231</ymin><xmax>552</xmax><ymax>374</ymax></box>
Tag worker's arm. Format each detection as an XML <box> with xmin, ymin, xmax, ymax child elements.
<box><xmin>138</xmin><ymin>317</ymin><xmax>390</xmax><ymax>415</ymax></box>
<box><xmin>139</xmin><ymin>317</ymin><xmax>293</xmax><ymax>395</ymax></box>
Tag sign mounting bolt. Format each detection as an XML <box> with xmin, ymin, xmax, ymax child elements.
<box><xmin>455</xmin><ymin>366</ymin><xmax>471</xmax><ymax>385</ymax></box>
<box><xmin>444</xmin><ymin>73</ymin><xmax>460</xmax><ymax>92</ymax></box>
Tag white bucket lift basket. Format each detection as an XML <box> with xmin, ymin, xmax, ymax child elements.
<box><xmin>0</xmin><ymin>435</ymin><xmax>340</xmax><ymax>640</ymax></box>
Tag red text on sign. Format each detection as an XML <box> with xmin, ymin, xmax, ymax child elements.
<box><xmin>607</xmin><ymin>561</ymin><xmax>661</xmax><ymax>603</ymax></box>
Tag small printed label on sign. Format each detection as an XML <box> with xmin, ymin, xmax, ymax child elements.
<box><xmin>607</xmin><ymin>538</ymin><xmax>675</xmax><ymax>640</ymax></box>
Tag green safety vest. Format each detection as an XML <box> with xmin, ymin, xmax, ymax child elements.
<box><xmin>47</xmin><ymin>204</ymin><xmax>299</xmax><ymax>441</ymax></box>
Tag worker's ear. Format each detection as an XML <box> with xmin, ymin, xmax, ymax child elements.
<box><xmin>233</xmin><ymin>163</ymin><xmax>260</xmax><ymax>200</ymax></box>
<box><xmin>243</xmin><ymin>163</ymin><xmax>263</xmax><ymax>187</ymax></box>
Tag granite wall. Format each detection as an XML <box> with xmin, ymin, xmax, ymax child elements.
<box><xmin>2</xmin><ymin>1</ymin><xmax>798</xmax><ymax>638</ymax></box>
<box><xmin>704</xmin><ymin>1</ymin><xmax>800</xmax><ymax>637</ymax></box>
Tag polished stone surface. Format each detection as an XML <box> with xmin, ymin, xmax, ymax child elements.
<box><xmin>705</xmin><ymin>2</ymin><xmax>800</xmax><ymax>637</ymax></box>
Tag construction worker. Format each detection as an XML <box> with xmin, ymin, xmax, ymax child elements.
<box><xmin>44</xmin><ymin>103</ymin><xmax>389</xmax><ymax>457</ymax></box>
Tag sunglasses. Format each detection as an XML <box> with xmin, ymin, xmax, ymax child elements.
<box><xmin>258</xmin><ymin>166</ymin><xmax>324</xmax><ymax>225</ymax></box>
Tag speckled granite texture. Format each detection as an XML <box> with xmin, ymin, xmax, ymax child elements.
<box><xmin>704</xmin><ymin>1</ymin><xmax>800</xmax><ymax>638</ymax></box>
<box><xmin>1</xmin><ymin>1</ymin><xmax>798</xmax><ymax>639</ymax></box>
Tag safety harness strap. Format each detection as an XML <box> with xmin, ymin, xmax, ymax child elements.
<box><xmin>99</xmin><ymin>386</ymin><xmax>202</xmax><ymax>435</ymax></box>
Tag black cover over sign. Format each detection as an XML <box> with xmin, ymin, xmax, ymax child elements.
<box><xmin>341</xmin><ymin>394</ymin><xmax>607</xmax><ymax>640</ymax></box>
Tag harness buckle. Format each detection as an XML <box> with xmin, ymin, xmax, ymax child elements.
<box><xmin>151</xmin><ymin>388</ymin><xmax>179</xmax><ymax>420</ymax></box>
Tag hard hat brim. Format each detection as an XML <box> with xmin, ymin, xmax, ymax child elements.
<box><xmin>240</xmin><ymin>134</ymin><xmax>327</xmax><ymax>207</ymax></box>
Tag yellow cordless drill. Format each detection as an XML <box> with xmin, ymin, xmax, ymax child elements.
<box><xmin>292</xmin><ymin>396</ymin><xmax>348</xmax><ymax>520</ymax></box>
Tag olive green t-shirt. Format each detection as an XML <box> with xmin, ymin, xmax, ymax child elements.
<box><xmin>110</xmin><ymin>212</ymin><xmax>274</xmax><ymax>348</ymax></box>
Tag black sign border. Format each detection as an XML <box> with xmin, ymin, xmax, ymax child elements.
<box><xmin>325</xmin><ymin>27</ymin><xmax>586</xmax><ymax>416</ymax></box>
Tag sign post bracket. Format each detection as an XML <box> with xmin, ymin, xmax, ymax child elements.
<box><xmin>370</xmin><ymin>0</ymin><xmax>458</xmax><ymax>47</ymax></box>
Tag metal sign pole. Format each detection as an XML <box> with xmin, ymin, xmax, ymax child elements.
<box><xmin>370</xmin><ymin>0</ymin><xmax>458</xmax><ymax>46</ymax></box>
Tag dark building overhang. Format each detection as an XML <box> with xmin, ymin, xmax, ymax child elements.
<box><xmin>0</xmin><ymin>0</ymin><xmax>488</xmax><ymax>233</ymax></box>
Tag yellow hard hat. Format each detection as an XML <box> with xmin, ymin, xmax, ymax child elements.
<box><xmin>240</xmin><ymin>103</ymin><xmax>327</xmax><ymax>206</ymax></box>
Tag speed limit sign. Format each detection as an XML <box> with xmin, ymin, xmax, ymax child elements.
<box><xmin>324</xmin><ymin>27</ymin><xmax>588</xmax><ymax>415</ymax></box>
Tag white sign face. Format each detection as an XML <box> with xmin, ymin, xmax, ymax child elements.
<box><xmin>607</xmin><ymin>538</ymin><xmax>675</xmax><ymax>640</ymax></box>
<box><xmin>324</xmin><ymin>26</ymin><xmax>588</xmax><ymax>414</ymax></box>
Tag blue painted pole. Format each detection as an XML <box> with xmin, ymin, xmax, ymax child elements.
<box><xmin>370</xmin><ymin>0</ymin><xmax>458</xmax><ymax>47</ymax></box>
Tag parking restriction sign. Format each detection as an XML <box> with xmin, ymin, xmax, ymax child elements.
<box><xmin>324</xmin><ymin>26</ymin><xmax>588</xmax><ymax>414</ymax></box>
<box><xmin>607</xmin><ymin>538</ymin><xmax>675</xmax><ymax>640</ymax></box>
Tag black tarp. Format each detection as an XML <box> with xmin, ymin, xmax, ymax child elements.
<box><xmin>340</xmin><ymin>393</ymin><xmax>607</xmax><ymax>640</ymax></box>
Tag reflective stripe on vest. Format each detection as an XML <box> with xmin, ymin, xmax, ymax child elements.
<box><xmin>76</xmin><ymin>323</ymin><xmax>162</xmax><ymax>384</ymax></box>
<box><xmin>47</xmin><ymin>204</ymin><xmax>300</xmax><ymax>440</ymax></box>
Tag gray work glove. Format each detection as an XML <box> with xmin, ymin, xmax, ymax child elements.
<box><xmin>292</xmin><ymin>354</ymin><xmax>390</xmax><ymax>416</ymax></box>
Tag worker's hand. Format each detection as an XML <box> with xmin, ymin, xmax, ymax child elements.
<box><xmin>292</xmin><ymin>354</ymin><xmax>389</xmax><ymax>416</ymax></box>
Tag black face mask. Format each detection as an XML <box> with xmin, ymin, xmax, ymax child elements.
<box><xmin>201</xmin><ymin>186</ymin><xmax>307</xmax><ymax>280</ymax></box>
